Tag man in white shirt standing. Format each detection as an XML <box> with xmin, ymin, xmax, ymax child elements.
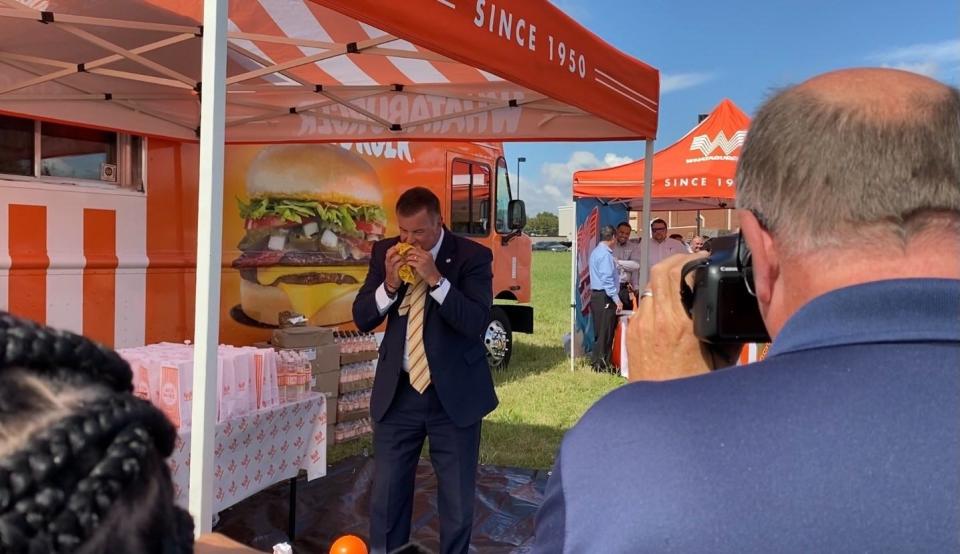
<box><xmin>647</xmin><ymin>218</ymin><xmax>687</xmax><ymax>267</ymax></box>
<box><xmin>611</xmin><ymin>222</ymin><xmax>643</xmax><ymax>310</ymax></box>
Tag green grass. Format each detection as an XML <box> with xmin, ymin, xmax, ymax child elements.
<box><xmin>327</xmin><ymin>251</ymin><xmax>624</xmax><ymax>468</ymax></box>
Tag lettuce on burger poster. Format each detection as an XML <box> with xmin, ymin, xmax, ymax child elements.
<box><xmin>219</xmin><ymin>144</ymin><xmax>393</xmax><ymax>344</ymax></box>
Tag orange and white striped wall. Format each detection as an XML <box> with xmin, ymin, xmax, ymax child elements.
<box><xmin>1</xmin><ymin>179</ymin><xmax>148</xmax><ymax>348</ymax></box>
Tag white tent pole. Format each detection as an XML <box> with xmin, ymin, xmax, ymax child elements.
<box><xmin>639</xmin><ymin>138</ymin><xmax>655</xmax><ymax>285</ymax></box>
<box><xmin>569</xmin><ymin>208</ymin><xmax>577</xmax><ymax>372</ymax></box>
<box><xmin>188</xmin><ymin>0</ymin><xmax>228</xmax><ymax>537</ymax></box>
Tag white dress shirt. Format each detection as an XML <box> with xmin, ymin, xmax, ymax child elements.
<box><xmin>611</xmin><ymin>240</ymin><xmax>643</xmax><ymax>290</ymax></box>
<box><xmin>648</xmin><ymin>237</ymin><xmax>688</xmax><ymax>267</ymax></box>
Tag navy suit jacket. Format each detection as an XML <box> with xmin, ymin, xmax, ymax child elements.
<box><xmin>534</xmin><ymin>279</ymin><xmax>960</xmax><ymax>553</ymax></box>
<box><xmin>352</xmin><ymin>230</ymin><xmax>498</xmax><ymax>428</ymax></box>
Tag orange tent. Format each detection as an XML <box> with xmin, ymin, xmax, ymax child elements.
<box><xmin>573</xmin><ymin>98</ymin><xmax>749</xmax><ymax>210</ymax></box>
<box><xmin>0</xmin><ymin>0</ymin><xmax>659</xmax><ymax>142</ymax></box>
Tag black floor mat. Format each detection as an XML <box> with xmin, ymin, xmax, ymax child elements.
<box><xmin>214</xmin><ymin>455</ymin><xmax>549</xmax><ymax>553</ymax></box>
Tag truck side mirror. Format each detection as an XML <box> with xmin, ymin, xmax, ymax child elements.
<box><xmin>508</xmin><ymin>199</ymin><xmax>526</xmax><ymax>230</ymax></box>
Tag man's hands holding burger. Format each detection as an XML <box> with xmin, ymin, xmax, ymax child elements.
<box><xmin>384</xmin><ymin>244</ymin><xmax>406</xmax><ymax>294</ymax></box>
<box><xmin>384</xmin><ymin>243</ymin><xmax>442</xmax><ymax>295</ymax></box>
<box><xmin>403</xmin><ymin>245</ymin><xmax>441</xmax><ymax>286</ymax></box>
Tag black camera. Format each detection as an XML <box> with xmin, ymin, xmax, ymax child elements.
<box><xmin>680</xmin><ymin>233</ymin><xmax>770</xmax><ymax>345</ymax></box>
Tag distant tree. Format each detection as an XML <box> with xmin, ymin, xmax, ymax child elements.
<box><xmin>528</xmin><ymin>211</ymin><xmax>559</xmax><ymax>236</ymax></box>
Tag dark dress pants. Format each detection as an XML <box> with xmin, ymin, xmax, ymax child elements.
<box><xmin>370</xmin><ymin>371</ymin><xmax>482</xmax><ymax>554</ymax></box>
<box><xmin>590</xmin><ymin>290</ymin><xmax>618</xmax><ymax>371</ymax></box>
<box><xmin>618</xmin><ymin>284</ymin><xmax>635</xmax><ymax>311</ymax></box>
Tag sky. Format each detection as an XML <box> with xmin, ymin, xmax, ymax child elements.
<box><xmin>505</xmin><ymin>0</ymin><xmax>960</xmax><ymax>219</ymax></box>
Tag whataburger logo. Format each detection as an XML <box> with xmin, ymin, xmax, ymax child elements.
<box><xmin>687</xmin><ymin>130</ymin><xmax>747</xmax><ymax>163</ymax></box>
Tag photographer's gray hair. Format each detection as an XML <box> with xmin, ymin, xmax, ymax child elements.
<box><xmin>736</xmin><ymin>84</ymin><xmax>960</xmax><ymax>253</ymax></box>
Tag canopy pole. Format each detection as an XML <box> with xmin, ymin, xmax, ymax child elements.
<box><xmin>188</xmin><ymin>0</ymin><xmax>228</xmax><ymax>537</ymax></box>
<box><xmin>569</xmin><ymin>208</ymin><xmax>577</xmax><ymax>372</ymax></box>
<box><xmin>639</xmin><ymin>139</ymin><xmax>655</xmax><ymax>285</ymax></box>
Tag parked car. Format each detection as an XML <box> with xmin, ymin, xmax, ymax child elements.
<box><xmin>532</xmin><ymin>241</ymin><xmax>561</xmax><ymax>251</ymax></box>
<box><xmin>548</xmin><ymin>244</ymin><xmax>570</xmax><ymax>252</ymax></box>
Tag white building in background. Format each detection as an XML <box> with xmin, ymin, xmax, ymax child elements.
<box><xmin>558</xmin><ymin>204</ymin><xmax>574</xmax><ymax>240</ymax></box>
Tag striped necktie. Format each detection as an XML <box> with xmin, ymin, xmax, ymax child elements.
<box><xmin>403</xmin><ymin>278</ymin><xmax>431</xmax><ymax>393</ymax></box>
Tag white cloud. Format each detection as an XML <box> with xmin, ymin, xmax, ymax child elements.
<box><xmin>874</xmin><ymin>40</ymin><xmax>960</xmax><ymax>64</ymax></box>
<box><xmin>870</xmin><ymin>39</ymin><xmax>960</xmax><ymax>81</ymax></box>
<box><xmin>661</xmin><ymin>72</ymin><xmax>715</xmax><ymax>93</ymax></box>
<box><xmin>885</xmin><ymin>61</ymin><xmax>941</xmax><ymax>78</ymax></box>
<box><xmin>519</xmin><ymin>150</ymin><xmax>631</xmax><ymax>219</ymax></box>
<box><xmin>603</xmin><ymin>153</ymin><xmax>633</xmax><ymax>167</ymax></box>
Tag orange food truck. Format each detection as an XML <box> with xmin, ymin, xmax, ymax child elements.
<box><xmin>0</xmin><ymin>127</ymin><xmax>532</xmax><ymax>369</ymax></box>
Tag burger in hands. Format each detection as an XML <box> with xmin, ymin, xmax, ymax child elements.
<box><xmin>233</xmin><ymin>145</ymin><xmax>387</xmax><ymax>326</ymax></box>
<box><xmin>396</xmin><ymin>242</ymin><xmax>418</xmax><ymax>285</ymax></box>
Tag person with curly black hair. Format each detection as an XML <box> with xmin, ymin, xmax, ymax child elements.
<box><xmin>0</xmin><ymin>312</ymin><xmax>261</xmax><ymax>554</ymax></box>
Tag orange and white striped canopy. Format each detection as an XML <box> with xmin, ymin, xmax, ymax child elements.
<box><xmin>0</xmin><ymin>0</ymin><xmax>660</xmax><ymax>142</ymax></box>
<box><xmin>573</xmin><ymin>99</ymin><xmax>750</xmax><ymax>210</ymax></box>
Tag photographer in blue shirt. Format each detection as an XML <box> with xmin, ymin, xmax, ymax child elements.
<box><xmin>535</xmin><ymin>68</ymin><xmax>960</xmax><ymax>552</ymax></box>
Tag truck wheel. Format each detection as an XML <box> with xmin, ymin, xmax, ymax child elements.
<box><xmin>485</xmin><ymin>306</ymin><xmax>513</xmax><ymax>371</ymax></box>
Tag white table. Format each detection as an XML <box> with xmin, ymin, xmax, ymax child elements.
<box><xmin>168</xmin><ymin>393</ymin><xmax>327</xmax><ymax>513</ymax></box>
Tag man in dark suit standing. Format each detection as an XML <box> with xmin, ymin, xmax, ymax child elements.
<box><xmin>353</xmin><ymin>187</ymin><xmax>497</xmax><ymax>554</ymax></box>
<box><xmin>534</xmin><ymin>68</ymin><xmax>960</xmax><ymax>552</ymax></box>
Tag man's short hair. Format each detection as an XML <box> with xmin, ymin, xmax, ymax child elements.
<box><xmin>650</xmin><ymin>218</ymin><xmax>667</xmax><ymax>229</ymax></box>
<box><xmin>599</xmin><ymin>225</ymin><xmax>616</xmax><ymax>241</ymax></box>
<box><xmin>396</xmin><ymin>186</ymin><xmax>441</xmax><ymax>219</ymax></box>
<box><xmin>736</xmin><ymin>83</ymin><xmax>960</xmax><ymax>252</ymax></box>
<box><xmin>616</xmin><ymin>221</ymin><xmax>632</xmax><ymax>231</ymax></box>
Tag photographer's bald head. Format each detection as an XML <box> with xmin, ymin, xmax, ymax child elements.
<box><xmin>736</xmin><ymin>68</ymin><xmax>960</xmax><ymax>337</ymax></box>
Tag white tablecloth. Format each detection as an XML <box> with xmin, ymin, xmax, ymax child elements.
<box><xmin>168</xmin><ymin>393</ymin><xmax>327</xmax><ymax>512</ymax></box>
<box><xmin>617</xmin><ymin>312</ymin><xmax>632</xmax><ymax>378</ymax></box>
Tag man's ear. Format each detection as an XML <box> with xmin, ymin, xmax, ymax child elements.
<box><xmin>738</xmin><ymin>209</ymin><xmax>779</xmax><ymax>308</ymax></box>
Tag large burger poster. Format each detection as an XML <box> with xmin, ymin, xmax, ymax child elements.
<box><xmin>219</xmin><ymin>142</ymin><xmax>432</xmax><ymax>345</ymax></box>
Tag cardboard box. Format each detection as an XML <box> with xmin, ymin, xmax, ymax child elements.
<box><xmin>340</xmin><ymin>376</ymin><xmax>374</xmax><ymax>394</ymax></box>
<box><xmin>323</xmin><ymin>392</ymin><xmax>338</xmax><ymax>426</ymax></box>
<box><xmin>312</xmin><ymin>368</ymin><xmax>341</xmax><ymax>396</ymax></box>
<box><xmin>340</xmin><ymin>350</ymin><xmax>378</xmax><ymax>365</ymax></box>
<box><xmin>279</xmin><ymin>343</ymin><xmax>340</xmax><ymax>373</ymax></box>
<box><xmin>257</xmin><ymin>341</ymin><xmax>340</xmax><ymax>374</ymax></box>
<box><xmin>272</xmin><ymin>326</ymin><xmax>335</xmax><ymax>348</ymax></box>
<box><xmin>337</xmin><ymin>407</ymin><xmax>370</xmax><ymax>423</ymax></box>
<box><xmin>306</xmin><ymin>343</ymin><xmax>341</xmax><ymax>373</ymax></box>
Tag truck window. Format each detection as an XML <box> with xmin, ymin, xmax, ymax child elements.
<box><xmin>450</xmin><ymin>159</ymin><xmax>491</xmax><ymax>236</ymax></box>
<box><xmin>41</xmin><ymin>122</ymin><xmax>118</xmax><ymax>181</ymax></box>
<box><xmin>494</xmin><ymin>157</ymin><xmax>511</xmax><ymax>234</ymax></box>
<box><xmin>0</xmin><ymin>114</ymin><xmax>145</xmax><ymax>191</ymax></box>
<box><xmin>0</xmin><ymin>115</ymin><xmax>34</xmax><ymax>176</ymax></box>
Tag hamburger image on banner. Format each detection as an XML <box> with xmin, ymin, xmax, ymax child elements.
<box><xmin>232</xmin><ymin>144</ymin><xmax>387</xmax><ymax>327</ymax></box>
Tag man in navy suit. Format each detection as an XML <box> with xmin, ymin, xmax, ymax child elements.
<box><xmin>534</xmin><ymin>68</ymin><xmax>960</xmax><ymax>552</ymax></box>
<box><xmin>353</xmin><ymin>187</ymin><xmax>496</xmax><ymax>554</ymax></box>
